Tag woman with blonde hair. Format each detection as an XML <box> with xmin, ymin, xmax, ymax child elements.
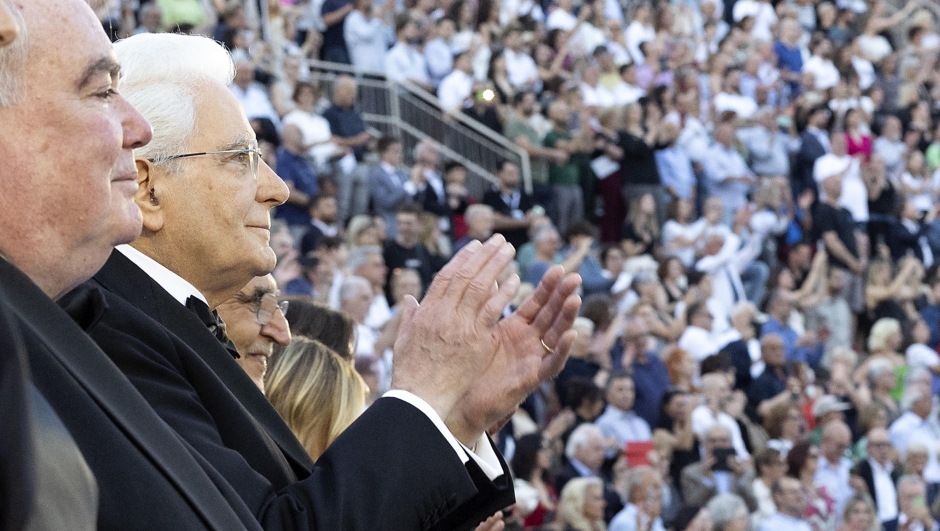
<box><xmin>854</xmin><ymin>317</ymin><xmax>907</xmax><ymax>402</ymax></box>
<box><xmin>265</xmin><ymin>337</ymin><xmax>367</xmax><ymax>461</ymax></box>
<box><xmin>555</xmin><ymin>477</ymin><xmax>607</xmax><ymax>531</ymax></box>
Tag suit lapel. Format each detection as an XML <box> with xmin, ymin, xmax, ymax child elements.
<box><xmin>94</xmin><ymin>251</ymin><xmax>315</xmax><ymax>475</ymax></box>
<box><xmin>0</xmin><ymin>258</ymin><xmax>255</xmax><ymax>531</ymax></box>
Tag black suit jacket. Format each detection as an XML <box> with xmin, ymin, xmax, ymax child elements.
<box><xmin>888</xmin><ymin>220</ymin><xmax>929</xmax><ymax>263</ymax></box>
<box><xmin>555</xmin><ymin>461</ymin><xmax>624</xmax><ymax>523</ymax></box>
<box><xmin>857</xmin><ymin>459</ymin><xmax>900</xmax><ymax>517</ymax></box>
<box><xmin>0</xmin><ymin>258</ymin><xmax>260</xmax><ymax>531</ymax></box>
<box><xmin>794</xmin><ymin>130</ymin><xmax>826</xmax><ymax>197</ymax></box>
<box><xmin>66</xmin><ymin>250</ymin><xmax>514</xmax><ymax>531</ymax></box>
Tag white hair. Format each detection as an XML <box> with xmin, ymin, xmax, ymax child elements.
<box><xmin>339</xmin><ymin>275</ymin><xmax>371</xmax><ymax>302</ymax></box>
<box><xmin>464</xmin><ymin>204</ymin><xmax>493</xmax><ymax>224</ymax></box>
<box><xmin>114</xmin><ymin>33</ymin><xmax>235</xmax><ymax>170</ymax></box>
<box><xmin>572</xmin><ymin>317</ymin><xmax>595</xmax><ymax>335</ymax></box>
<box><xmin>867</xmin><ymin>358</ymin><xmax>894</xmax><ymax>382</ymax></box>
<box><xmin>901</xmin><ymin>386</ymin><xmax>929</xmax><ymax>411</ymax></box>
<box><xmin>706</xmin><ymin>494</ymin><xmax>747</xmax><ymax>526</ymax></box>
<box><xmin>565</xmin><ymin>423</ymin><xmax>603</xmax><ymax>460</ymax></box>
<box><xmin>346</xmin><ymin>245</ymin><xmax>382</xmax><ymax>272</ymax></box>
<box><xmin>0</xmin><ymin>0</ymin><xmax>27</xmax><ymax>107</ymax></box>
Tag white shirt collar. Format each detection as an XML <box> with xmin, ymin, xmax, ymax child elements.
<box><xmin>116</xmin><ymin>244</ymin><xmax>207</xmax><ymax>306</ymax></box>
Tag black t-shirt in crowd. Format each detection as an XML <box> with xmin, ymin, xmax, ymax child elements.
<box><xmin>482</xmin><ymin>188</ymin><xmax>536</xmax><ymax>249</ymax></box>
<box><xmin>813</xmin><ymin>202</ymin><xmax>858</xmax><ymax>270</ymax></box>
<box><xmin>383</xmin><ymin>239</ymin><xmax>436</xmax><ymax>300</ymax></box>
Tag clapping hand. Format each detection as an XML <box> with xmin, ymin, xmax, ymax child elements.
<box><xmin>392</xmin><ymin>236</ymin><xmax>582</xmax><ymax>445</ymax></box>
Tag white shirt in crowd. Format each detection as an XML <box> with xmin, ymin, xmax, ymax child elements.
<box><xmin>613</xmin><ymin>81</ymin><xmax>645</xmax><ymax>106</ymax></box>
<box><xmin>758</xmin><ymin>511</ymin><xmax>812</xmax><ymax>531</ymax></box>
<box><xmin>890</xmin><ymin>411</ymin><xmax>940</xmax><ymax>482</ymax></box>
<box><xmin>813</xmin><ymin>154</ymin><xmax>868</xmax><ymax>222</ymax></box>
<box><xmin>282</xmin><ymin>109</ymin><xmax>342</xmax><ymax>166</ymax></box>
<box><xmin>384</xmin><ymin>41</ymin><xmax>431</xmax><ymax>86</ymax></box>
<box><xmin>802</xmin><ymin>55</ymin><xmax>840</xmax><ymax>90</ymax></box>
<box><xmin>868</xmin><ymin>458</ymin><xmax>898</xmax><ymax>523</ymax></box>
<box><xmin>503</xmin><ymin>48</ymin><xmax>539</xmax><ymax>89</ymax></box>
<box><xmin>704</xmin><ymin>144</ymin><xmax>755</xmax><ymax>213</ymax></box>
<box><xmin>713</xmin><ymin>91</ymin><xmax>758</xmax><ymax>119</ymax></box>
<box><xmin>624</xmin><ymin>20</ymin><xmax>655</xmax><ymax>65</ymax></box>
<box><xmin>732</xmin><ymin>0</ymin><xmax>777</xmax><ymax>42</ymax></box>
<box><xmin>691</xmin><ymin>405</ymin><xmax>751</xmax><ymax>458</ymax></box>
<box><xmin>581</xmin><ymin>82</ymin><xmax>617</xmax><ymax>108</ymax></box>
<box><xmin>545</xmin><ymin>7</ymin><xmax>577</xmax><ymax>31</ymax></box>
<box><xmin>595</xmin><ymin>405</ymin><xmax>652</xmax><ymax>448</ymax></box>
<box><xmin>344</xmin><ymin>11</ymin><xmax>393</xmax><ymax>73</ymax></box>
<box><xmin>230</xmin><ymin>82</ymin><xmax>281</xmax><ymax>128</ymax></box>
<box><xmin>438</xmin><ymin>68</ymin><xmax>474</xmax><ymax>112</ymax></box>
<box><xmin>814</xmin><ymin>454</ymin><xmax>854</xmax><ymax>518</ymax></box>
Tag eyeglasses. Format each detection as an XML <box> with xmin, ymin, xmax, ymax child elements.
<box><xmin>150</xmin><ymin>140</ymin><xmax>261</xmax><ymax>179</ymax></box>
<box><xmin>256</xmin><ymin>293</ymin><xmax>288</xmax><ymax>326</ymax></box>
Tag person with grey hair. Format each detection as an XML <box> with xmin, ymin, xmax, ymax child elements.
<box><xmin>705</xmin><ymin>493</ymin><xmax>749</xmax><ymax>531</ymax></box>
<box><xmin>346</xmin><ymin>244</ymin><xmax>390</xmax><ymax>330</ymax></box>
<box><xmin>868</xmin><ymin>357</ymin><xmax>900</xmax><ymax>420</ymax></box>
<box><xmin>56</xmin><ymin>30</ymin><xmax>585</xmax><ymax>531</ymax></box>
<box><xmin>411</xmin><ymin>139</ymin><xmax>450</xmax><ymax>219</ymax></box>
<box><xmin>890</xmin><ymin>386</ymin><xmax>940</xmax><ymax>485</ymax></box>
<box><xmin>558</xmin><ymin>423</ymin><xmax>624</xmax><ymax>521</ymax></box>
<box><xmin>737</xmin><ymin>107</ymin><xmax>798</xmax><ymax>179</ymax></box>
<box><xmin>856</xmin><ymin>427</ymin><xmax>900</xmax><ymax>531</ymax></box>
<box><xmin>454</xmin><ymin>204</ymin><xmax>496</xmax><ymax>253</ymax></box>
<box><xmin>759</xmin><ymin>477</ymin><xmax>811</xmax><ymax>531</ymax></box>
<box><xmin>896</xmin><ymin>475</ymin><xmax>938</xmax><ymax>531</ymax></box>
<box><xmin>680</xmin><ymin>424</ymin><xmax>757</xmax><ymax>510</ymax></box>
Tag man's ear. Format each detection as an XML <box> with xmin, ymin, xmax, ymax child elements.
<box><xmin>135</xmin><ymin>158</ymin><xmax>165</xmax><ymax>233</ymax></box>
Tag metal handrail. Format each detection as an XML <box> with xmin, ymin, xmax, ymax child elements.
<box><xmin>306</xmin><ymin>59</ymin><xmax>535</xmax><ymax>194</ymax></box>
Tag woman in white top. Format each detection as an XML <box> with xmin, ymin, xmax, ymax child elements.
<box><xmin>282</xmin><ymin>81</ymin><xmax>344</xmax><ymax>168</ymax></box>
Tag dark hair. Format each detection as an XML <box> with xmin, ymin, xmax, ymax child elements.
<box><xmin>315</xmin><ymin>235</ymin><xmax>345</xmax><ymax>251</ymax></box>
<box><xmin>307</xmin><ymin>193</ymin><xmax>335</xmax><ymax>211</ymax></box>
<box><xmin>496</xmin><ymin>159</ymin><xmax>518</xmax><ymax>173</ymax></box>
<box><xmin>513</xmin><ymin>91</ymin><xmax>533</xmax><ymax>107</ymax></box>
<box><xmin>580</xmin><ymin>294</ymin><xmax>615</xmax><ymax>331</ymax></box>
<box><xmin>655</xmin><ymin>388</ymin><xmax>689</xmax><ymax>430</ymax></box>
<box><xmin>686</xmin><ymin>269</ymin><xmax>707</xmax><ymax>288</ymax></box>
<box><xmin>510</xmin><ymin>433</ymin><xmax>552</xmax><ymax>483</ymax></box>
<box><xmin>394</xmin><ymin>13</ymin><xmax>412</xmax><ymax>34</ymax></box>
<box><xmin>396</xmin><ymin>202</ymin><xmax>424</xmax><ymax>216</ymax></box>
<box><xmin>606</xmin><ymin>369</ymin><xmax>633</xmax><ymax>392</ymax></box>
<box><xmin>279</xmin><ymin>299</ymin><xmax>355</xmax><ymax>360</ymax></box>
<box><xmin>377</xmin><ymin>134</ymin><xmax>401</xmax><ymax>154</ymax></box>
<box><xmin>754</xmin><ymin>447</ymin><xmax>783</xmax><ymax>477</ymax></box>
<box><xmin>618</xmin><ymin>62</ymin><xmax>636</xmax><ymax>76</ymax></box>
<box><xmin>686</xmin><ymin>301</ymin><xmax>705</xmax><ymax>326</ymax></box>
<box><xmin>700</xmin><ymin>351</ymin><xmax>732</xmax><ymax>376</ymax></box>
<box><xmin>292</xmin><ymin>80</ymin><xmax>319</xmax><ymax>104</ymax></box>
<box><xmin>563</xmin><ymin>377</ymin><xmax>603</xmax><ymax>410</ymax></box>
<box><xmin>657</xmin><ymin>256</ymin><xmax>682</xmax><ymax>282</ymax></box>
<box><xmin>786</xmin><ymin>440</ymin><xmax>814</xmax><ymax>478</ymax></box>
<box><xmin>443</xmin><ymin>160</ymin><xmax>466</xmax><ymax>174</ymax></box>
<box><xmin>600</xmin><ymin>244</ymin><xmax>622</xmax><ymax>266</ymax></box>
<box><xmin>563</xmin><ymin>221</ymin><xmax>598</xmax><ymax>242</ymax></box>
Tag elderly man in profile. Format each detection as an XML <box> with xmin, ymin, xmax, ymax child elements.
<box><xmin>59</xmin><ymin>32</ymin><xmax>584</xmax><ymax>531</ymax></box>
<box><xmin>216</xmin><ymin>274</ymin><xmax>291</xmax><ymax>392</ymax></box>
<box><xmin>0</xmin><ymin>1</ymin><xmax>270</xmax><ymax>529</ymax></box>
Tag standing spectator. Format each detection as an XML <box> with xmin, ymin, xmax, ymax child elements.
<box><xmin>482</xmin><ymin>160</ymin><xmax>542</xmax><ymax>249</ymax></box>
<box><xmin>368</xmin><ymin>135</ymin><xmax>418</xmax><ymax>237</ymax></box>
<box><xmin>739</xmin><ymin>108</ymin><xmax>797</xmax><ymax>179</ymax></box>
<box><xmin>814</xmin><ymin>132</ymin><xmax>868</xmax><ymax>224</ymax></box>
<box><xmin>344</xmin><ymin>0</ymin><xmax>394</xmax><ymax>73</ymax></box>
<box><xmin>545</xmin><ymin>100</ymin><xmax>585</xmax><ymax>234</ymax></box>
<box><xmin>704</xmin><ymin>122</ymin><xmax>756</xmax><ymax>222</ymax></box>
<box><xmin>873</xmin><ymin>116</ymin><xmax>907</xmax><ymax>180</ymax></box>
<box><xmin>383</xmin><ymin>204</ymin><xmax>437</xmax><ymax>297</ymax></box>
<box><xmin>320</xmin><ymin>0</ymin><xmax>354</xmax><ymax>62</ymax></box>
<box><xmin>595</xmin><ymin>371</ymin><xmax>652</xmax><ymax>447</ymax></box>
<box><xmin>275</xmin><ymin>124</ymin><xmax>320</xmax><ymax>230</ymax></box>
<box><xmin>857</xmin><ymin>427</ymin><xmax>900</xmax><ymax>531</ymax></box>
<box><xmin>747</xmin><ymin>334</ymin><xmax>792</xmax><ymax>419</ymax></box>
<box><xmin>815</xmin><ymin>421</ymin><xmax>855</xmax><ymax>519</ymax></box>
<box><xmin>619</xmin><ymin>102</ymin><xmax>666</xmax><ymax>226</ymax></box>
<box><xmin>620</xmin><ymin>318</ymin><xmax>671</xmax><ymax>428</ymax></box>
<box><xmin>691</xmin><ymin>372</ymin><xmax>751</xmax><ymax>459</ymax></box>
<box><xmin>761</xmin><ymin>293</ymin><xmax>825</xmax><ymax>368</ymax></box>
<box><xmin>775</xmin><ymin>19</ymin><xmax>805</xmax><ymax>96</ymax></box>
<box><xmin>502</xmin><ymin>26</ymin><xmax>539</xmax><ymax>90</ymax></box>
<box><xmin>322</xmin><ymin>76</ymin><xmax>371</xmax><ymax>163</ymax></box>
<box><xmin>656</xmin><ymin>122</ymin><xmax>696</xmax><ymax>206</ymax></box>
<box><xmin>890</xmin><ymin>388</ymin><xmax>940</xmax><ymax>484</ymax></box>
<box><xmin>283</xmin><ymin>82</ymin><xmax>344</xmax><ymax>168</ymax></box>
<box><xmin>438</xmin><ymin>51</ymin><xmax>476</xmax><ymax>113</ymax></box>
<box><xmin>557</xmin><ymin>424</ymin><xmax>624</xmax><ymax>519</ymax></box>
<box><xmin>346</xmin><ymin>246</ymin><xmax>391</xmax><ymax>332</ymax></box>
<box><xmin>384</xmin><ymin>15</ymin><xmax>432</xmax><ymax>90</ymax></box>
<box><xmin>453</xmin><ymin>204</ymin><xmax>494</xmax><ymax>252</ymax></box>
<box><xmin>804</xmin><ymin>37</ymin><xmax>840</xmax><ymax>90</ymax></box>
<box><xmin>794</xmin><ymin>105</ymin><xmax>831</xmax><ymax>197</ymax></box>
<box><xmin>503</xmin><ymin>92</ymin><xmax>566</xmax><ymax>180</ymax></box>
<box><xmin>814</xmin><ymin>174</ymin><xmax>866</xmax><ymax>293</ymax></box>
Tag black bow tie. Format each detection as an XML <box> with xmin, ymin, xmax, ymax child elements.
<box><xmin>185</xmin><ymin>296</ymin><xmax>240</xmax><ymax>359</ymax></box>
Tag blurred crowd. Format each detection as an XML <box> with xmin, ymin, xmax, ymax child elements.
<box><xmin>84</xmin><ymin>0</ymin><xmax>940</xmax><ymax>530</ymax></box>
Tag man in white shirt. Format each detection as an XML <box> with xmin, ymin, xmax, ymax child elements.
<box><xmin>814</xmin><ymin>421</ymin><xmax>854</xmax><ymax>519</ymax></box>
<box><xmin>545</xmin><ymin>0</ymin><xmax>577</xmax><ymax>31</ymax></box>
<box><xmin>860</xmin><ymin>428</ymin><xmax>899</xmax><ymax>530</ymax></box>
<box><xmin>713</xmin><ymin>68</ymin><xmax>759</xmax><ymax>120</ymax></box>
<box><xmin>803</xmin><ymin>38</ymin><xmax>840</xmax><ymax>90</ymax></box>
<box><xmin>732</xmin><ymin>0</ymin><xmax>776</xmax><ymax>42</ymax></box>
<box><xmin>691</xmin><ymin>373</ymin><xmax>750</xmax><ymax>459</ymax></box>
<box><xmin>343</xmin><ymin>0</ymin><xmax>394</xmax><ymax>73</ymax></box>
<box><xmin>613</xmin><ymin>62</ymin><xmax>646</xmax><ymax>106</ymax></box>
<box><xmin>759</xmin><ymin>477</ymin><xmax>812</xmax><ymax>531</ymax></box>
<box><xmin>814</xmin><ymin>132</ymin><xmax>868</xmax><ymax>223</ymax></box>
<box><xmin>580</xmin><ymin>64</ymin><xmax>616</xmax><ymax>109</ymax></box>
<box><xmin>230</xmin><ymin>58</ymin><xmax>280</xmax><ymax>128</ymax></box>
<box><xmin>704</xmin><ymin>122</ymin><xmax>757</xmax><ymax>220</ymax></box>
<box><xmin>679</xmin><ymin>300</ymin><xmax>725</xmax><ymax>361</ymax></box>
<box><xmin>384</xmin><ymin>15</ymin><xmax>431</xmax><ymax>91</ymax></box>
<box><xmin>503</xmin><ymin>26</ymin><xmax>539</xmax><ymax>90</ymax></box>
<box><xmin>437</xmin><ymin>51</ymin><xmax>476</xmax><ymax>113</ymax></box>
<box><xmin>695</xmin><ymin>229</ymin><xmax>764</xmax><ymax>320</ymax></box>
<box><xmin>890</xmin><ymin>387</ymin><xmax>940</xmax><ymax>483</ymax></box>
<box><xmin>595</xmin><ymin>371</ymin><xmax>652</xmax><ymax>448</ymax></box>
